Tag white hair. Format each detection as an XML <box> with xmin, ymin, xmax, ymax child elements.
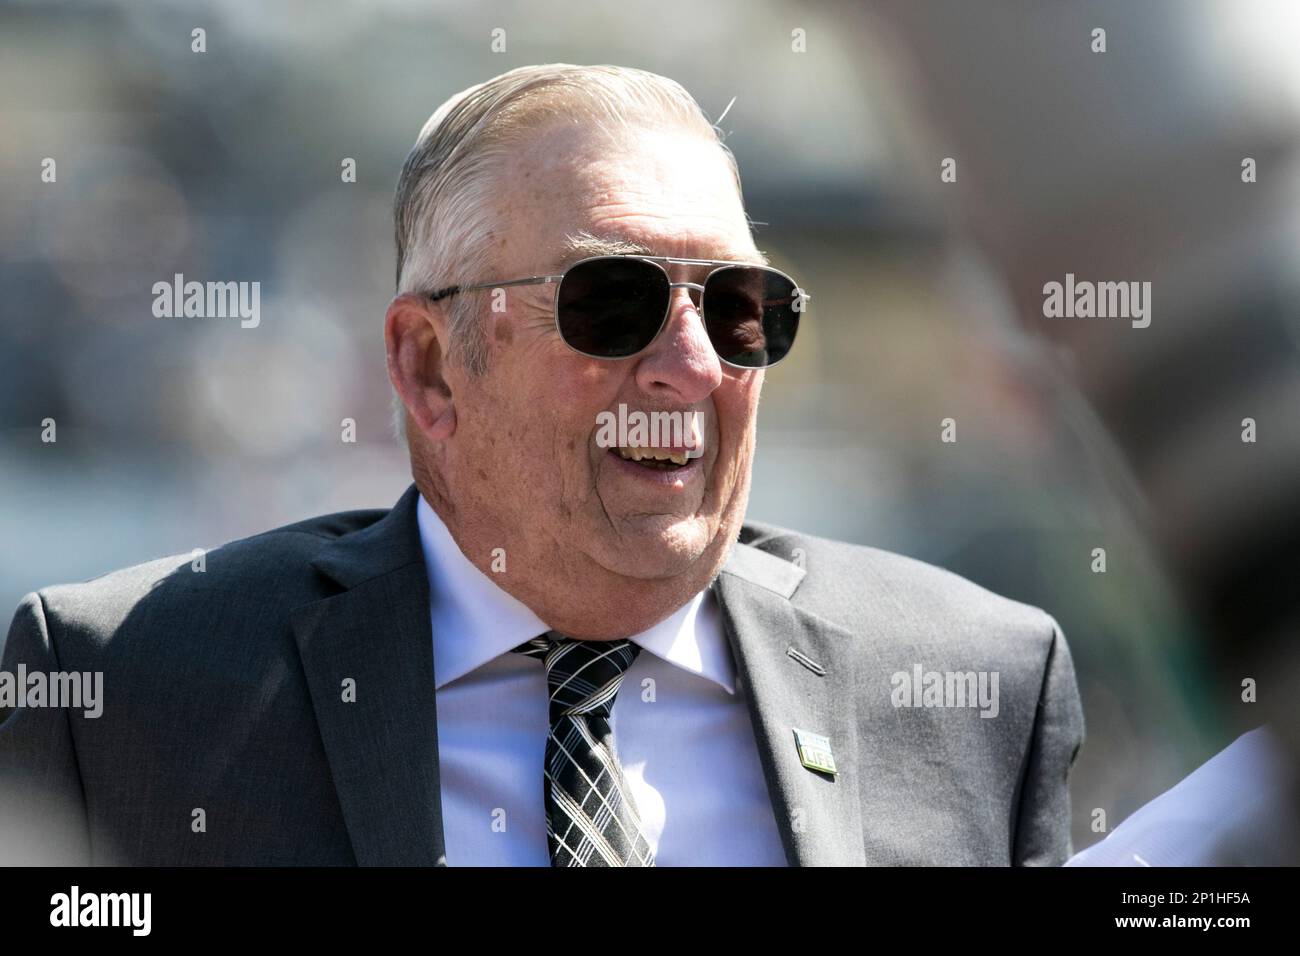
<box><xmin>389</xmin><ymin>63</ymin><xmax>746</xmax><ymax>443</ymax></box>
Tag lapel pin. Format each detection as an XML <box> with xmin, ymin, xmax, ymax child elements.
<box><xmin>792</xmin><ymin>727</ymin><xmax>837</xmax><ymax>775</ymax></box>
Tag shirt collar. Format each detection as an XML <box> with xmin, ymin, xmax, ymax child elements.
<box><xmin>416</xmin><ymin>494</ymin><xmax>735</xmax><ymax>695</ymax></box>
<box><xmin>631</xmin><ymin>580</ymin><xmax>735</xmax><ymax>695</ymax></box>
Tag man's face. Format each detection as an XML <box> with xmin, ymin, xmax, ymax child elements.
<box><xmin>442</xmin><ymin>121</ymin><xmax>764</xmax><ymax>585</ymax></box>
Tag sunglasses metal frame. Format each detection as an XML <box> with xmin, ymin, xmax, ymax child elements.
<box><xmin>423</xmin><ymin>254</ymin><xmax>808</xmax><ymax>369</ymax></box>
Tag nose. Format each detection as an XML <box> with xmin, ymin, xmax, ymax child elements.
<box><xmin>632</xmin><ymin>285</ymin><xmax>724</xmax><ymax>402</ymax></box>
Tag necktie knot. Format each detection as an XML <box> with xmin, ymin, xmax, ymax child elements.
<box><xmin>513</xmin><ymin>631</ymin><xmax>641</xmax><ymax>721</ymax></box>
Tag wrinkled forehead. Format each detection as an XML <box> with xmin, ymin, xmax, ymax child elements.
<box><xmin>495</xmin><ymin>121</ymin><xmax>760</xmax><ymax>270</ymax></box>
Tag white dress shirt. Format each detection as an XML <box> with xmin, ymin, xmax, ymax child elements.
<box><xmin>416</xmin><ymin>494</ymin><xmax>787</xmax><ymax>866</ymax></box>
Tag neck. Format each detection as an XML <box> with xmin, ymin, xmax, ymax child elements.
<box><xmin>417</xmin><ymin>490</ymin><xmax>737</xmax><ymax>642</ymax></box>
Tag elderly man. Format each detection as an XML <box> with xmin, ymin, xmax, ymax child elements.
<box><xmin>0</xmin><ymin>64</ymin><xmax>1083</xmax><ymax>867</ymax></box>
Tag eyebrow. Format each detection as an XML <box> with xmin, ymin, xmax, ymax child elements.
<box><xmin>554</xmin><ymin>230</ymin><xmax>770</xmax><ymax>270</ymax></box>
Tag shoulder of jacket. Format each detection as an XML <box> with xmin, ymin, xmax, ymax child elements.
<box><xmin>29</xmin><ymin>504</ymin><xmax>391</xmax><ymax>633</ymax></box>
<box><xmin>736</xmin><ymin>519</ymin><xmax>1060</xmax><ymax>642</ymax></box>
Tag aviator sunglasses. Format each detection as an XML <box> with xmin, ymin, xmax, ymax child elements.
<box><xmin>425</xmin><ymin>254</ymin><xmax>808</xmax><ymax>369</ymax></box>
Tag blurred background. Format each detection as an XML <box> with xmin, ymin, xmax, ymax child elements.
<box><xmin>2</xmin><ymin>0</ymin><xmax>1297</xmax><ymax>856</ymax></box>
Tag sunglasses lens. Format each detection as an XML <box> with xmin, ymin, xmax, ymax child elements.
<box><xmin>556</xmin><ymin>257</ymin><xmax>669</xmax><ymax>358</ymax></box>
<box><xmin>701</xmin><ymin>266</ymin><xmax>802</xmax><ymax>368</ymax></box>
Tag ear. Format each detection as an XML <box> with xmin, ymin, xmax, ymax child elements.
<box><xmin>385</xmin><ymin>293</ymin><xmax>457</xmax><ymax>441</ymax></box>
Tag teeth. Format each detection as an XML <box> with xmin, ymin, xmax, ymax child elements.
<box><xmin>616</xmin><ymin>447</ymin><xmax>689</xmax><ymax>465</ymax></box>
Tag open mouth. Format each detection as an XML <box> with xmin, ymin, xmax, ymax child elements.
<box><xmin>613</xmin><ymin>446</ymin><xmax>692</xmax><ymax>471</ymax></box>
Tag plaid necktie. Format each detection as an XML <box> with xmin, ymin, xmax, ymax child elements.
<box><xmin>512</xmin><ymin>632</ymin><xmax>656</xmax><ymax>867</ymax></box>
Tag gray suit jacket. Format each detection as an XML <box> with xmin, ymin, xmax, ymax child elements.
<box><xmin>0</xmin><ymin>484</ymin><xmax>1084</xmax><ymax>866</ymax></box>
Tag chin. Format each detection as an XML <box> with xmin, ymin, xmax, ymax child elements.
<box><xmin>596</xmin><ymin>513</ymin><xmax>716</xmax><ymax>580</ymax></box>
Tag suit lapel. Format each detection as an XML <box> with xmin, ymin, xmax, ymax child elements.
<box><xmin>290</xmin><ymin>484</ymin><xmax>447</xmax><ymax>865</ymax></box>
<box><xmin>714</xmin><ymin>543</ymin><xmax>865</xmax><ymax>866</ymax></box>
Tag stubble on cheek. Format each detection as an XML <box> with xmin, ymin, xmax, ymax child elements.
<box><xmin>714</xmin><ymin>415</ymin><xmax>758</xmax><ymax>532</ymax></box>
<box><xmin>551</xmin><ymin>422</ymin><xmax>585</xmax><ymax>524</ymax></box>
